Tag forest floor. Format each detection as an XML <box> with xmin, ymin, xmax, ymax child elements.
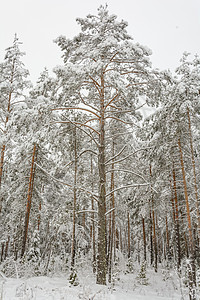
<box><xmin>1</xmin><ymin>264</ymin><xmax>196</xmax><ymax>300</ymax></box>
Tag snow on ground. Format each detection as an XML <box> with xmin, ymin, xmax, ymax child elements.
<box><xmin>0</xmin><ymin>267</ymin><xmax>193</xmax><ymax>300</ymax></box>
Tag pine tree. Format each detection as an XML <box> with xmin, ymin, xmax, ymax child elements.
<box><xmin>54</xmin><ymin>5</ymin><xmax>160</xmax><ymax>284</ymax></box>
<box><xmin>0</xmin><ymin>35</ymin><xmax>30</xmax><ymax>210</ymax></box>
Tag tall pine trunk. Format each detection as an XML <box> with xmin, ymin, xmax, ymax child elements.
<box><xmin>150</xmin><ymin>165</ymin><xmax>157</xmax><ymax>272</ymax></box>
<box><xmin>187</xmin><ymin>108</ymin><xmax>200</xmax><ymax>242</ymax></box>
<box><xmin>90</xmin><ymin>154</ymin><xmax>96</xmax><ymax>273</ymax></box>
<box><xmin>21</xmin><ymin>144</ymin><xmax>37</xmax><ymax>257</ymax></box>
<box><xmin>165</xmin><ymin>215</ymin><xmax>170</xmax><ymax>260</ymax></box>
<box><xmin>96</xmin><ymin>73</ymin><xmax>107</xmax><ymax>285</ymax></box>
<box><xmin>142</xmin><ymin>217</ymin><xmax>147</xmax><ymax>262</ymax></box>
<box><xmin>149</xmin><ymin>201</ymin><xmax>154</xmax><ymax>266</ymax></box>
<box><xmin>172</xmin><ymin>165</ymin><xmax>181</xmax><ymax>269</ymax></box>
<box><xmin>108</xmin><ymin>140</ymin><xmax>115</xmax><ymax>282</ymax></box>
<box><xmin>0</xmin><ymin>59</ymin><xmax>15</xmax><ymax>205</ymax></box>
<box><xmin>71</xmin><ymin>128</ymin><xmax>77</xmax><ymax>269</ymax></box>
<box><xmin>178</xmin><ymin>138</ymin><xmax>196</xmax><ymax>299</ymax></box>
<box><xmin>127</xmin><ymin>211</ymin><xmax>131</xmax><ymax>259</ymax></box>
<box><xmin>0</xmin><ymin>90</ymin><xmax>13</xmax><ymax>211</ymax></box>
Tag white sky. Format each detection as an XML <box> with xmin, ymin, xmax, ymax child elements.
<box><xmin>1</xmin><ymin>0</ymin><xmax>200</xmax><ymax>83</ymax></box>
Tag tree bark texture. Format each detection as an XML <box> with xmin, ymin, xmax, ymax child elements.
<box><xmin>172</xmin><ymin>166</ymin><xmax>181</xmax><ymax>269</ymax></box>
<box><xmin>96</xmin><ymin>73</ymin><xmax>107</xmax><ymax>285</ymax></box>
<box><xmin>142</xmin><ymin>217</ymin><xmax>147</xmax><ymax>262</ymax></box>
<box><xmin>71</xmin><ymin>128</ymin><xmax>77</xmax><ymax>269</ymax></box>
<box><xmin>21</xmin><ymin>144</ymin><xmax>37</xmax><ymax>258</ymax></box>
<box><xmin>187</xmin><ymin>107</ymin><xmax>200</xmax><ymax>242</ymax></box>
<box><xmin>178</xmin><ymin>138</ymin><xmax>196</xmax><ymax>295</ymax></box>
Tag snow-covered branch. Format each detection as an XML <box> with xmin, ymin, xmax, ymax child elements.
<box><xmin>106</xmin><ymin>168</ymin><xmax>158</xmax><ymax>193</ymax></box>
<box><xmin>51</xmin><ymin>120</ymin><xmax>100</xmax><ymax>135</ymax></box>
<box><xmin>106</xmin><ymin>147</ymin><xmax>151</xmax><ymax>165</ymax></box>
<box><xmin>78</xmin><ymin>91</ymin><xmax>100</xmax><ymax>113</ymax></box>
<box><xmin>35</xmin><ymin>162</ymin><xmax>99</xmax><ymax>201</ymax></box>
<box><xmin>77</xmin><ymin>210</ymin><xmax>97</xmax><ymax>214</ymax></box>
<box><xmin>105</xmin><ymin>144</ymin><xmax>127</xmax><ymax>164</ymax></box>
<box><xmin>105</xmin><ymin>92</ymin><xmax>119</xmax><ymax>109</ymax></box>
<box><xmin>105</xmin><ymin>116</ymin><xmax>140</xmax><ymax>128</ymax></box>
<box><xmin>105</xmin><ymin>183</ymin><xmax>155</xmax><ymax>198</ymax></box>
<box><xmin>105</xmin><ymin>207</ymin><xmax>115</xmax><ymax>216</ymax></box>
<box><xmin>52</xmin><ymin>106</ymin><xmax>100</xmax><ymax>119</ymax></box>
<box><xmin>106</xmin><ymin>168</ymin><xmax>147</xmax><ymax>181</ymax></box>
<box><xmin>52</xmin><ymin>117</ymin><xmax>100</xmax><ymax>146</ymax></box>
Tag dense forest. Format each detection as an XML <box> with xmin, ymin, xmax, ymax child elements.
<box><xmin>0</xmin><ymin>6</ymin><xmax>199</xmax><ymax>300</ymax></box>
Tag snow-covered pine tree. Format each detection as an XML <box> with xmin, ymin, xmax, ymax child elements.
<box><xmin>54</xmin><ymin>5</ymin><xmax>161</xmax><ymax>285</ymax></box>
<box><xmin>0</xmin><ymin>35</ymin><xmax>31</xmax><ymax>210</ymax></box>
<box><xmin>139</xmin><ymin>53</ymin><xmax>200</xmax><ymax>299</ymax></box>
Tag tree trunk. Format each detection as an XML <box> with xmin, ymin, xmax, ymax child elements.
<box><xmin>1</xmin><ymin>243</ymin><xmax>4</xmax><ymax>262</ymax></box>
<box><xmin>127</xmin><ymin>211</ymin><xmax>131</xmax><ymax>258</ymax></box>
<box><xmin>0</xmin><ymin>145</ymin><xmax>6</xmax><ymax>190</ymax></box>
<box><xmin>187</xmin><ymin>107</ymin><xmax>200</xmax><ymax>242</ymax></box>
<box><xmin>90</xmin><ymin>154</ymin><xmax>96</xmax><ymax>273</ymax></box>
<box><xmin>0</xmin><ymin>60</ymin><xmax>15</xmax><ymax>209</ymax></box>
<box><xmin>172</xmin><ymin>166</ymin><xmax>181</xmax><ymax>269</ymax></box>
<box><xmin>4</xmin><ymin>237</ymin><xmax>9</xmax><ymax>260</ymax></box>
<box><xmin>150</xmin><ymin>165</ymin><xmax>157</xmax><ymax>272</ymax></box>
<box><xmin>116</xmin><ymin>227</ymin><xmax>120</xmax><ymax>251</ymax></box>
<box><xmin>178</xmin><ymin>139</ymin><xmax>194</xmax><ymax>254</ymax></box>
<box><xmin>178</xmin><ymin>138</ymin><xmax>196</xmax><ymax>297</ymax></box>
<box><xmin>142</xmin><ymin>217</ymin><xmax>147</xmax><ymax>262</ymax></box>
<box><xmin>152</xmin><ymin>208</ymin><xmax>157</xmax><ymax>272</ymax></box>
<box><xmin>165</xmin><ymin>215</ymin><xmax>170</xmax><ymax>260</ymax></box>
<box><xmin>71</xmin><ymin>128</ymin><xmax>77</xmax><ymax>269</ymax></box>
<box><xmin>149</xmin><ymin>202</ymin><xmax>154</xmax><ymax>266</ymax></box>
<box><xmin>96</xmin><ymin>73</ymin><xmax>107</xmax><ymax>285</ymax></box>
<box><xmin>21</xmin><ymin>144</ymin><xmax>37</xmax><ymax>258</ymax></box>
<box><xmin>0</xmin><ymin>92</ymin><xmax>12</xmax><ymax>210</ymax></box>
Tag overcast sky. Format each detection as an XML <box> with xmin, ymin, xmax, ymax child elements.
<box><xmin>1</xmin><ymin>0</ymin><xmax>200</xmax><ymax>83</ymax></box>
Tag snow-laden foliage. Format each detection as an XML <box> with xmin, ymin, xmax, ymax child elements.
<box><xmin>0</xmin><ymin>6</ymin><xmax>199</xmax><ymax>299</ymax></box>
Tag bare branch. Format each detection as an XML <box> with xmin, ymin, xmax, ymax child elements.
<box><xmin>88</xmin><ymin>75</ymin><xmax>101</xmax><ymax>96</ymax></box>
<box><xmin>105</xmin><ymin>92</ymin><xmax>119</xmax><ymax>109</ymax></box>
<box><xmin>84</xmin><ymin>118</ymin><xmax>99</xmax><ymax>124</ymax></box>
<box><xmin>104</xmin><ymin>51</ymin><xmax>119</xmax><ymax>72</ymax></box>
<box><xmin>78</xmin><ymin>149</ymin><xmax>98</xmax><ymax>158</ymax></box>
<box><xmin>61</xmin><ymin>160</ymin><xmax>74</xmax><ymax>170</ymax></box>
